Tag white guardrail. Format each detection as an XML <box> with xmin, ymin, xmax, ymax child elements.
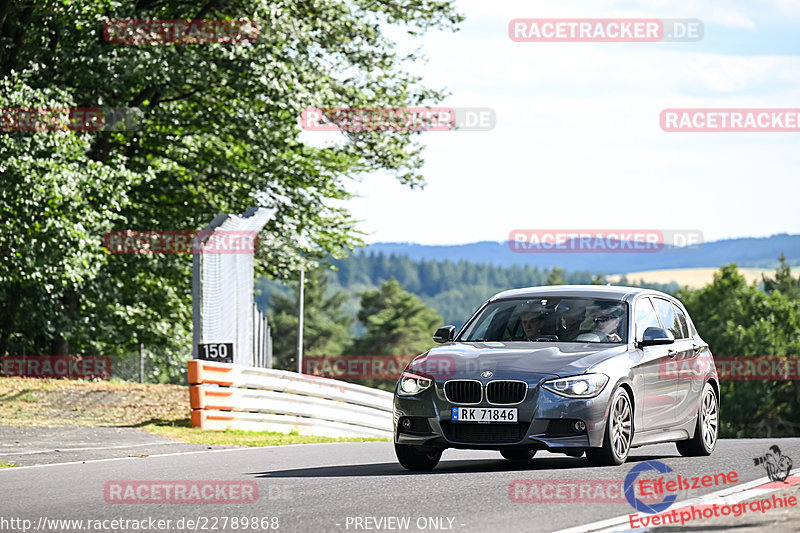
<box><xmin>188</xmin><ymin>360</ymin><xmax>394</xmax><ymax>438</ymax></box>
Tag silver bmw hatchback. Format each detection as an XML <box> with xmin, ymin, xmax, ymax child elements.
<box><xmin>393</xmin><ymin>285</ymin><xmax>719</xmax><ymax>470</ymax></box>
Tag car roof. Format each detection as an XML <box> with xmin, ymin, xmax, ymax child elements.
<box><xmin>489</xmin><ymin>284</ymin><xmax>673</xmax><ymax>302</ymax></box>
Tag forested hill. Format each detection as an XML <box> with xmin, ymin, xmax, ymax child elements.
<box><xmin>256</xmin><ymin>253</ymin><xmax>678</xmax><ymax>329</ymax></box>
<box><xmin>367</xmin><ymin>234</ymin><xmax>800</xmax><ymax>271</ymax></box>
<box><xmin>329</xmin><ymin>253</ymin><xmax>618</xmax><ymax>295</ymax></box>
<box><xmin>258</xmin><ymin>234</ymin><xmax>799</xmax><ymax>329</ymax></box>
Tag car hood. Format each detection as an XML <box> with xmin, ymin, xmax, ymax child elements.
<box><xmin>406</xmin><ymin>341</ymin><xmax>628</xmax><ymax>382</ymax></box>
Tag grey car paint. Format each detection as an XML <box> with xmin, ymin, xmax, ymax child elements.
<box><xmin>393</xmin><ymin>285</ymin><xmax>719</xmax><ymax>455</ymax></box>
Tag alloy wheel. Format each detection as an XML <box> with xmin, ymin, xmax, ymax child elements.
<box><xmin>700</xmin><ymin>388</ymin><xmax>718</xmax><ymax>450</ymax></box>
<box><xmin>611</xmin><ymin>393</ymin><xmax>632</xmax><ymax>459</ymax></box>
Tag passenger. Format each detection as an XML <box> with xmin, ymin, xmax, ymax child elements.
<box><xmin>576</xmin><ymin>303</ymin><xmax>624</xmax><ymax>342</ymax></box>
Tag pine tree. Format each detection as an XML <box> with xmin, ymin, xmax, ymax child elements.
<box><xmin>349</xmin><ymin>279</ymin><xmax>443</xmax><ymax>356</ymax></box>
<box><xmin>763</xmin><ymin>253</ymin><xmax>799</xmax><ymax>299</ymax></box>
<box><xmin>546</xmin><ymin>267</ymin><xmax>566</xmax><ymax>285</ymax></box>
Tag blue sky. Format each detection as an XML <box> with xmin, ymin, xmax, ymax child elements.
<box><xmin>313</xmin><ymin>0</ymin><xmax>800</xmax><ymax>245</ymax></box>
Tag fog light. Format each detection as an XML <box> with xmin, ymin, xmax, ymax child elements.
<box><xmin>573</xmin><ymin>420</ymin><xmax>586</xmax><ymax>432</ymax></box>
<box><xmin>401</xmin><ymin>418</ymin><xmax>413</xmax><ymax>431</ymax></box>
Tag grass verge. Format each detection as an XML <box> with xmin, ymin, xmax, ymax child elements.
<box><xmin>143</xmin><ymin>419</ymin><xmax>387</xmax><ymax>446</ymax></box>
<box><xmin>0</xmin><ymin>461</ymin><xmax>21</xmax><ymax>468</ymax></box>
<box><xmin>1</xmin><ymin>377</ymin><xmax>389</xmax><ymax>447</ymax></box>
<box><xmin>0</xmin><ymin>377</ymin><xmax>188</xmax><ymax>427</ymax></box>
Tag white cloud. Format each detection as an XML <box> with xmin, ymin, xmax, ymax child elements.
<box><xmin>707</xmin><ymin>7</ymin><xmax>756</xmax><ymax>29</ymax></box>
<box><xmin>341</xmin><ymin>1</ymin><xmax>800</xmax><ymax>245</ymax></box>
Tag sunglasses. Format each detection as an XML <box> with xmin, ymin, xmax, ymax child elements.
<box><xmin>594</xmin><ymin>315</ymin><xmax>619</xmax><ymax>322</ymax></box>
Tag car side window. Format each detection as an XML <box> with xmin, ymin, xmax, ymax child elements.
<box><xmin>671</xmin><ymin>303</ymin><xmax>690</xmax><ymax>339</ymax></box>
<box><xmin>652</xmin><ymin>298</ymin><xmax>681</xmax><ymax>339</ymax></box>
<box><xmin>635</xmin><ymin>297</ymin><xmax>660</xmax><ymax>339</ymax></box>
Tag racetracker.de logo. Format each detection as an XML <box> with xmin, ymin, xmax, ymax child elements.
<box><xmin>716</xmin><ymin>357</ymin><xmax>800</xmax><ymax>380</ymax></box>
<box><xmin>300</xmin><ymin>107</ymin><xmax>495</xmax><ymax>132</ymax></box>
<box><xmin>0</xmin><ymin>107</ymin><xmax>142</xmax><ymax>132</ymax></box>
<box><xmin>508</xmin><ymin>19</ymin><xmax>703</xmax><ymax>42</ymax></box>
<box><xmin>103</xmin><ymin>19</ymin><xmax>259</xmax><ymax>44</ymax></box>
<box><xmin>508</xmin><ymin>229</ymin><xmax>703</xmax><ymax>253</ymax></box>
<box><xmin>103</xmin><ymin>230</ymin><xmax>258</xmax><ymax>254</ymax></box>
<box><xmin>304</xmin><ymin>355</ymin><xmax>455</xmax><ymax>380</ymax></box>
<box><xmin>661</xmin><ymin>357</ymin><xmax>800</xmax><ymax>381</ymax></box>
<box><xmin>509</xmin><ymin>479</ymin><xmax>662</xmax><ymax>503</ymax></box>
<box><xmin>104</xmin><ymin>481</ymin><xmax>258</xmax><ymax>504</ymax></box>
<box><xmin>304</xmin><ymin>355</ymin><xmax>412</xmax><ymax>380</ymax></box>
<box><xmin>0</xmin><ymin>355</ymin><xmax>111</xmax><ymax>379</ymax></box>
<box><xmin>661</xmin><ymin>109</ymin><xmax>800</xmax><ymax>132</ymax></box>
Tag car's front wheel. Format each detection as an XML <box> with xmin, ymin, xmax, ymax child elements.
<box><xmin>500</xmin><ymin>449</ymin><xmax>536</xmax><ymax>461</ymax></box>
<box><xmin>395</xmin><ymin>443</ymin><xmax>443</xmax><ymax>471</ymax></box>
<box><xmin>676</xmin><ymin>382</ymin><xmax>718</xmax><ymax>457</ymax></box>
<box><xmin>586</xmin><ymin>387</ymin><xmax>633</xmax><ymax>467</ymax></box>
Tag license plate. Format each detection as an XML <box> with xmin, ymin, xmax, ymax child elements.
<box><xmin>451</xmin><ymin>407</ymin><xmax>517</xmax><ymax>423</ymax></box>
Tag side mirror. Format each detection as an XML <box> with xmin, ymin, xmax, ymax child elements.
<box><xmin>638</xmin><ymin>327</ymin><xmax>675</xmax><ymax>348</ymax></box>
<box><xmin>433</xmin><ymin>325</ymin><xmax>456</xmax><ymax>344</ymax></box>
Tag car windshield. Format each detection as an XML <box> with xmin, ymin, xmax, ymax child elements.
<box><xmin>458</xmin><ymin>297</ymin><xmax>628</xmax><ymax>343</ymax></box>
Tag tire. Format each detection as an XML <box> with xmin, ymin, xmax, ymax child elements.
<box><xmin>676</xmin><ymin>383</ymin><xmax>718</xmax><ymax>457</ymax></box>
<box><xmin>500</xmin><ymin>449</ymin><xmax>537</xmax><ymax>461</ymax></box>
<box><xmin>395</xmin><ymin>443</ymin><xmax>442</xmax><ymax>471</ymax></box>
<box><xmin>586</xmin><ymin>387</ymin><xmax>633</xmax><ymax>467</ymax></box>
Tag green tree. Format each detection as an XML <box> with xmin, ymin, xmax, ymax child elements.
<box><xmin>546</xmin><ymin>267</ymin><xmax>566</xmax><ymax>285</ymax></box>
<box><xmin>762</xmin><ymin>252</ymin><xmax>799</xmax><ymax>299</ymax></box>
<box><xmin>349</xmin><ymin>279</ymin><xmax>442</xmax><ymax>356</ymax></box>
<box><xmin>0</xmin><ymin>0</ymin><xmax>462</xmax><ymax>370</ymax></box>
<box><xmin>678</xmin><ymin>263</ymin><xmax>800</xmax><ymax>437</ymax></box>
<box><xmin>268</xmin><ymin>268</ymin><xmax>352</xmax><ymax>371</ymax></box>
<box><xmin>591</xmin><ymin>273</ymin><xmax>608</xmax><ymax>285</ymax></box>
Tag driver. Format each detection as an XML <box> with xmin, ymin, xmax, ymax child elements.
<box><xmin>519</xmin><ymin>305</ymin><xmax>549</xmax><ymax>340</ymax></box>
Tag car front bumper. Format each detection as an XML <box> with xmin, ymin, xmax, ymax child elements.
<box><xmin>393</xmin><ymin>378</ymin><xmax>616</xmax><ymax>451</ymax></box>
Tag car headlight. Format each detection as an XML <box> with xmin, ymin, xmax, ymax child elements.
<box><xmin>542</xmin><ymin>374</ymin><xmax>609</xmax><ymax>398</ymax></box>
<box><xmin>397</xmin><ymin>372</ymin><xmax>433</xmax><ymax>396</ymax></box>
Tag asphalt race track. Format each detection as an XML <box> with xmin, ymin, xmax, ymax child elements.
<box><xmin>2</xmin><ymin>437</ymin><xmax>800</xmax><ymax>533</ymax></box>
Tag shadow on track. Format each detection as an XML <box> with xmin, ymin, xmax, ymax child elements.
<box><xmin>249</xmin><ymin>451</ymin><xmax>681</xmax><ymax>478</ymax></box>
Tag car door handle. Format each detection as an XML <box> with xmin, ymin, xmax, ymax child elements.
<box><xmin>667</xmin><ymin>349</ymin><xmax>677</xmax><ymax>358</ymax></box>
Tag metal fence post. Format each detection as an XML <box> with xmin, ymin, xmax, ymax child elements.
<box><xmin>297</xmin><ymin>268</ymin><xmax>304</xmax><ymax>374</ymax></box>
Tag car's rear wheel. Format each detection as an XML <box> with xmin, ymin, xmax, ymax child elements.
<box><xmin>500</xmin><ymin>449</ymin><xmax>536</xmax><ymax>461</ymax></box>
<box><xmin>395</xmin><ymin>443</ymin><xmax>442</xmax><ymax>471</ymax></box>
<box><xmin>586</xmin><ymin>387</ymin><xmax>633</xmax><ymax>467</ymax></box>
<box><xmin>676</xmin><ymin>383</ymin><xmax>718</xmax><ymax>457</ymax></box>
